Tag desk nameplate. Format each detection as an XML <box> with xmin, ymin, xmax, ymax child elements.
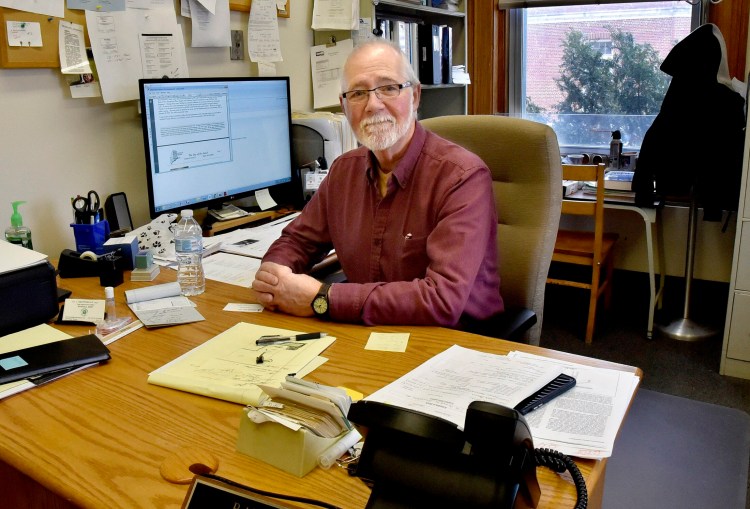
<box><xmin>183</xmin><ymin>475</ymin><xmax>298</xmax><ymax>509</ymax></box>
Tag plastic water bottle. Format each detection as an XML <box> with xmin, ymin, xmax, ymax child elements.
<box><xmin>174</xmin><ymin>209</ymin><xmax>205</xmax><ymax>296</ymax></box>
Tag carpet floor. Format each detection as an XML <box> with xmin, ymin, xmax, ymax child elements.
<box><xmin>539</xmin><ymin>270</ymin><xmax>750</xmax><ymax>508</ymax></box>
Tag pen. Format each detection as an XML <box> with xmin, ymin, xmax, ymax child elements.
<box><xmin>256</xmin><ymin>332</ymin><xmax>326</xmax><ymax>345</ymax></box>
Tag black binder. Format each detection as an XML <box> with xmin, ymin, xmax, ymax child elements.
<box><xmin>0</xmin><ymin>334</ymin><xmax>110</xmax><ymax>384</ymax></box>
<box><xmin>418</xmin><ymin>24</ymin><xmax>442</xmax><ymax>85</ymax></box>
<box><xmin>441</xmin><ymin>25</ymin><xmax>452</xmax><ymax>84</ymax></box>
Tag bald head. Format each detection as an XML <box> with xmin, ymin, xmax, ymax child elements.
<box><xmin>340</xmin><ymin>40</ymin><xmax>420</xmax><ymax>94</ymax></box>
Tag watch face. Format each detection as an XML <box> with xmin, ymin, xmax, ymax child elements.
<box><xmin>313</xmin><ymin>296</ymin><xmax>328</xmax><ymax>315</ymax></box>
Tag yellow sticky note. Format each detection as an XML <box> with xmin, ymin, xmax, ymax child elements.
<box><xmin>364</xmin><ymin>332</ymin><xmax>409</xmax><ymax>352</ymax></box>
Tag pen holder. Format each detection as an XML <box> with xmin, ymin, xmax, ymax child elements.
<box><xmin>71</xmin><ymin>220</ymin><xmax>110</xmax><ymax>255</ymax></box>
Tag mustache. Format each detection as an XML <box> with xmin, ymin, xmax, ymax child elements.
<box><xmin>360</xmin><ymin>115</ymin><xmax>396</xmax><ymax>129</ymax></box>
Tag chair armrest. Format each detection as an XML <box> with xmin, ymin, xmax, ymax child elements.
<box><xmin>463</xmin><ymin>307</ymin><xmax>538</xmax><ymax>343</ymax></box>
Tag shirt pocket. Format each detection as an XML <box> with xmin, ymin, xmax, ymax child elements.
<box><xmin>394</xmin><ymin>233</ymin><xmax>430</xmax><ymax>279</ymax></box>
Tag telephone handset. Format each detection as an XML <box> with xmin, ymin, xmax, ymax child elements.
<box><xmin>348</xmin><ymin>400</ymin><xmax>542</xmax><ymax>509</ymax></box>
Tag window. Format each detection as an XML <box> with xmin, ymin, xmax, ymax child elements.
<box><xmin>509</xmin><ymin>1</ymin><xmax>700</xmax><ymax>154</ymax></box>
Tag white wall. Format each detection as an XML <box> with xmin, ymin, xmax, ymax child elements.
<box><xmin>0</xmin><ymin>4</ymin><xmax>313</xmax><ymax>259</ymax></box>
<box><xmin>0</xmin><ymin>1</ymin><xmax>737</xmax><ymax>282</ymax></box>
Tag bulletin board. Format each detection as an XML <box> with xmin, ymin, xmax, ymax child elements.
<box><xmin>230</xmin><ymin>0</ymin><xmax>290</xmax><ymax>18</ymax></box>
<box><xmin>0</xmin><ymin>7</ymin><xmax>87</xmax><ymax>68</ymax></box>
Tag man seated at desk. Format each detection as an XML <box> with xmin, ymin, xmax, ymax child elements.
<box><xmin>252</xmin><ymin>40</ymin><xmax>503</xmax><ymax>327</ymax></box>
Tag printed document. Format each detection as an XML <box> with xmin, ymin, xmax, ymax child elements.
<box><xmin>310</xmin><ymin>39</ymin><xmax>353</xmax><ymax>109</ymax></box>
<box><xmin>507</xmin><ymin>351</ymin><xmax>639</xmax><ymax>458</ymax></box>
<box><xmin>364</xmin><ymin>345</ymin><xmax>639</xmax><ymax>459</ymax></box>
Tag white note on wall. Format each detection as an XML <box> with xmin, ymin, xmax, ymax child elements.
<box><xmin>247</xmin><ymin>0</ymin><xmax>282</xmax><ymax>62</ymax></box>
<box><xmin>189</xmin><ymin>0</ymin><xmax>231</xmax><ymax>47</ymax></box>
<box><xmin>0</xmin><ymin>0</ymin><xmax>63</xmax><ymax>18</ymax></box>
<box><xmin>59</xmin><ymin>21</ymin><xmax>92</xmax><ymax>74</ymax></box>
<box><xmin>6</xmin><ymin>21</ymin><xmax>42</xmax><ymax>47</ymax></box>
<box><xmin>310</xmin><ymin>38</ymin><xmax>352</xmax><ymax>109</ymax></box>
<box><xmin>311</xmin><ymin>0</ymin><xmax>358</xmax><ymax>31</ymax></box>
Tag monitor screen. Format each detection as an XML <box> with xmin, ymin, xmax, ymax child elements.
<box><xmin>139</xmin><ymin>77</ymin><xmax>293</xmax><ymax>218</ymax></box>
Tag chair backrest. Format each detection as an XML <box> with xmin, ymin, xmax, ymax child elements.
<box><xmin>560</xmin><ymin>163</ymin><xmax>606</xmax><ymax>265</ymax></box>
<box><xmin>421</xmin><ymin>115</ymin><xmax>562</xmax><ymax>345</ymax></box>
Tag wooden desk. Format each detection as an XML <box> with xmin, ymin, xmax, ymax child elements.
<box><xmin>0</xmin><ymin>270</ymin><xmax>641</xmax><ymax>509</ymax></box>
<box><xmin>566</xmin><ymin>190</ymin><xmax>666</xmax><ymax>339</ymax></box>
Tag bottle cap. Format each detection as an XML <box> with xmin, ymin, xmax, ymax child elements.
<box><xmin>105</xmin><ymin>286</ymin><xmax>114</xmax><ymax>299</ymax></box>
<box><xmin>181</xmin><ymin>209</ymin><xmax>193</xmax><ymax>218</ymax></box>
<box><xmin>10</xmin><ymin>201</ymin><xmax>26</xmax><ymax>227</ymax></box>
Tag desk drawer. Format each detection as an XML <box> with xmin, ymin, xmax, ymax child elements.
<box><xmin>727</xmin><ymin>291</ymin><xmax>750</xmax><ymax>362</ymax></box>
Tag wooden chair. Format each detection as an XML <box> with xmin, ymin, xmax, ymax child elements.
<box><xmin>546</xmin><ymin>163</ymin><xmax>618</xmax><ymax>344</ymax></box>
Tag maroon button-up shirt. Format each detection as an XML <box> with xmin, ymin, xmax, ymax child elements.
<box><xmin>263</xmin><ymin>122</ymin><xmax>503</xmax><ymax>327</ymax></box>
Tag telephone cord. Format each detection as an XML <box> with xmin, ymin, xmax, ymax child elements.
<box><xmin>534</xmin><ymin>447</ymin><xmax>588</xmax><ymax>509</ymax></box>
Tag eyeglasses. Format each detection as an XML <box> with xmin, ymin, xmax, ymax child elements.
<box><xmin>341</xmin><ymin>82</ymin><xmax>412</xmax><ymax>103</ymax></box>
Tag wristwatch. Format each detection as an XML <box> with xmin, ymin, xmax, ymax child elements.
<box><xmin>311</xmin><ymin>283</ymin><xmax>332</xmax><ymax>318</ymax></box>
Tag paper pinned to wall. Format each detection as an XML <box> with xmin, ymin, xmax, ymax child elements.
<box><xmin>86</xmin><ymin>7</ymin><xmax>186</xmax><ymax>103</ymax></box>
<box><xmin>310</xmin><ymin>38</ymin><xmax>352</xmax><ymax>109</ymax></box>
<box><xmin>247</xmin><ymin>0</ymin><xmax>282</xmax><ymax>62</ymax></box>
<box><xmin>6</xmin><ymin>21</ymin><xmax>42</xmax><ymax>47</ymax></box>
<box><xmin>311</xmin><ymin>0</ymin><xmax>358</xmax><ymax>31</ymax></box>
<box><xmin>68</xmin><ymin>0</ymin><xmax>126</xmax><ymax>11</ymax></box>
<box><xmin>257</xmin><ymin>61</ymin><xmax>276</xmax><ymax>76</ymax></box>
<box><xmin>0</xmin><ymin>0</ymin><xmax>64</xmax><ymax>18</ymax></box>
<box><xmin>189</xmin><ymin>0</ymin><xmax>230</xmax><ymax>47</ymax></box>
<box><xmin>59</xmin><ymin>21</ymin><xmax>92</xmax><ymax>74</ymax></box>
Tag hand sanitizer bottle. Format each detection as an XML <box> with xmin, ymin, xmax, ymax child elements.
<box><xmin>5</xmin><ymin>201</ymin><xmax>33</xmax><ymax>249</ymax></box>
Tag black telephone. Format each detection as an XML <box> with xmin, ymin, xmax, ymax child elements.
<box><xmin>348</xmin><ymin>400</ymin><xmax>588</xmax><ymax>509</ymax></box>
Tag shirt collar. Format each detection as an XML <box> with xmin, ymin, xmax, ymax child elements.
<box><xmin>365</xmin><ymin>121</ymin><xmax>426</xmax><ymax>189</ymax></box>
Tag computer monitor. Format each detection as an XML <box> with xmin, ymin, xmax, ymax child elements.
<box><xmin>138</xmin><ymin>77</ymin><xmax>293</xmax><ymax>218</ymax></box>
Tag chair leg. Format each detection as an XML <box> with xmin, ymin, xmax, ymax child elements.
<box><xmin>585</xmin><ymin>263</ymin><xmax>603</xmax><ymax>344</ymax></box>
<box><xmin>603</xmin><ymin>255</ymin><xmax>615</xmax><ymax>311</ymax></box>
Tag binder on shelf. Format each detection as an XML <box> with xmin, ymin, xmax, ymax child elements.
<box><xmin>441</xmin><ymin>25</ymin><xmax>452</xmax><ymax>84</ymax></box>
<box><xmin>418</xmin><ymin>24</ymin><xmax>442</xmax><ymax>85</ymax></box>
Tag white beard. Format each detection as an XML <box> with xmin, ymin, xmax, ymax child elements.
<box><xmin>357</xmin><ymin>106</ymin><xmax>415</xmax><ymax>152</ymax></box>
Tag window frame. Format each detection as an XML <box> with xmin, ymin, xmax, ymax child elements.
<box><xmin>507</xmin><ymin>1</ymin><xmax>703</xmax><ymax>153</ymax></box>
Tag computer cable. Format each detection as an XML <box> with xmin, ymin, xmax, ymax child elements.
<box><xmin>534</xmin><ymin>448</ymin><xmax>588</xmax><ymax>509</ymax></box>
<box><xmin>201</xmin><ymin>472</ymin><xmax>342</xmax><ymax>509</ymax></box>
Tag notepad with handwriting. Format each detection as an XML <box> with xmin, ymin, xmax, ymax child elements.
<box><xmin>147</xmin><ymin>322</ymin><xmax>335</xmax><ymax>406</ymax></box>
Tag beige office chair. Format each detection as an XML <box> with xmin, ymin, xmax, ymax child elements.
<box><xmin>547</xmin><ymin>163</ymin><xmax>618</xmax><ymax>344</ymax></box>
<box><xmin>421</xmin><ymin>115</ymin><xmax>562</xmax><ymax>345</ymax></box>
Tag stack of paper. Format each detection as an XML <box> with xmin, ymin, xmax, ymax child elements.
<box><xmin>364</xmin><ymin>345</ymin><xmax>638</xmax><ymax>459</ymax></box>
<box><xmin>254</xmin><ymin>379</ymin><xmax>352</xmax><ymax>438</ymax></box>
<box><xmin>0</xmin><ymin>240</ymin><xmax>48</xmax><ymax>275</ymax></box>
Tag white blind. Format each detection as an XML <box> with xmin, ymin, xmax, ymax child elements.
<box><xmin>498</xmin><ymin>0</ymin><xmax>667</xmax><ymax>9</ymax></box>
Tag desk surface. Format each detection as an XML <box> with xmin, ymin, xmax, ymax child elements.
<box><xmin>0</xmin><ymin>270</ymin><xmax>641</xmax><ymax>509</ymax></box>
<box><xmin>566</xmin><ymin>190</ymin><xmax>662</xmax><ymax>208</ymax></box>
